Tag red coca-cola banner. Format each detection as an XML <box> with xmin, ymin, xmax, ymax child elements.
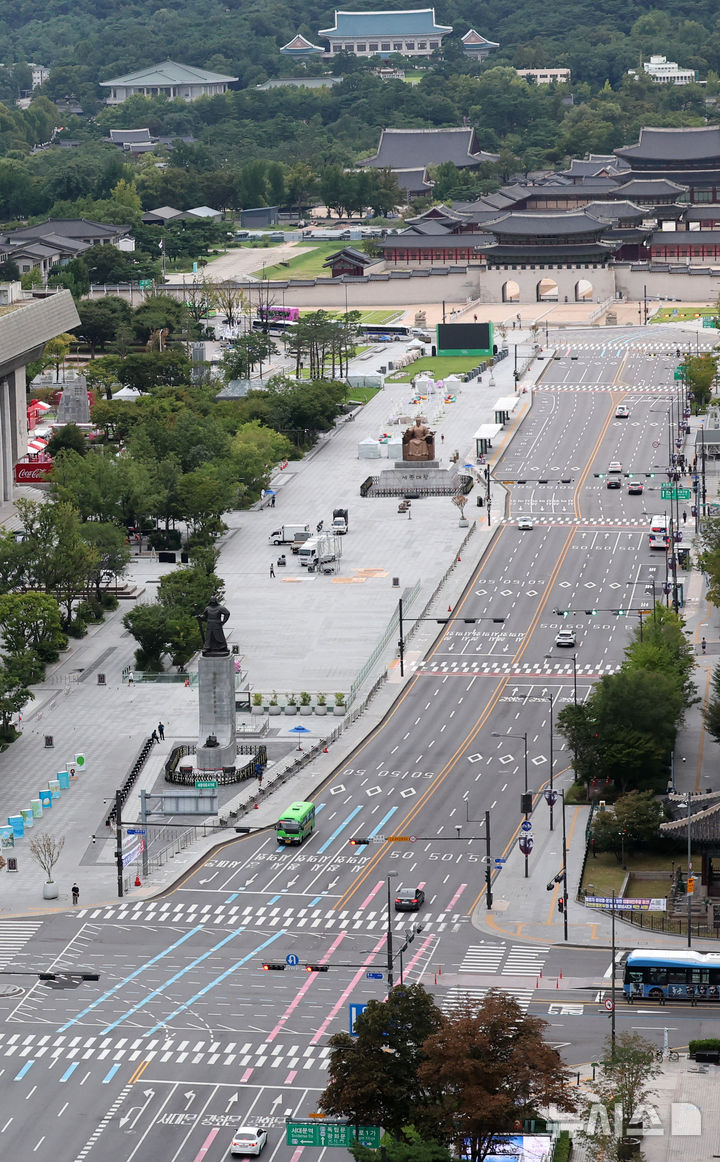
<box><xmin>14</xmin><ymin>460</ymin><xmax>53</xmax><ymax>484</ymax></box>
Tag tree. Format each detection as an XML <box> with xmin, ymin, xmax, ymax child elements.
<box><xmin>213</xmin><ymin>283</ymin><xmax>249</xmax><ymax>329</ymax></box>
<box><xmin>684</xmin><ymin>352</ymin><xmax>718</xmax><ymax>409</ymax></box>
<box><xmin>79</xmin><ymin>523</ymin><xmax>130</xmax><ymax>600</ymax></box>
<box><xmin>579</xmin><ymin>1033</ymin><xmax>660</xmax><ymax>1162</ymax></box>
<box><xmin>157</xmin><ymin>564</ymin><xmax>224</xmax><ymax>617</ymax></box>
<box><xmin>0</xmin><ymin>654</ymin><xmax>35</xmax><ymax>736</ymax></box>
<box><xmin>231</xmin><ymin>421</ymin><xmax>292</xmax><ymax>498</ymax></box>
<box><xmin>118</xmin><ymin>350</ymin><xmax>192</xmax><ymax>392</ymax></box>
<box><xmin>175</xmin><ymin>463</ymin><xmax>237</xmax><ymax>538</ymax></box>
<box><xmin>591</xmin><ymin>790</ymin><xmax>664</xmax><ymax>860</ymax></box>
<box><xmin>320</xmin><ymin>984</ymin><xmax>443</xmax><ymax>1140</ymax></box>
<box><xmin>45</xmin><ymin>425</ymin><xmax>86</xmax><ymax>459</ymax></box>
<box><xmin>15</xmin><ymin>498</ymin><xmax>98</xmax><ymax>626</ymax></box>
<box><xmin>41</xmin><ymin>332</ymin><xmax>74</xmax><ymax>381</ymax></box>
<box><xmin>28</xmin><ymin>833</ymin><xmax>65</xmax><ymax>884</ymax></box>
<box><xmin>123</xmin><ymin>603</ymin><xmax>169</xmax><ymax>671</ymax></box>
<box><xmin>75</xmin><ymin>298</ymin><xmax>132</xmax><ymax>355</ymax></box>
<box><xmin>698</xmin><ymin>516</ymin><xmax>720</xmax><ymax>605</ymax></box>
<box><xmin>705</xmin><ymin>659</ymin><xmax>720</xmax><ymax>744</ymax></box>
<box><xmin>417</xmin><ymin>992</ymin><xmax>575</xmax><ymax>1162</ymax></box>
<box><xmin>0</xmin><ymin>592</ymin><xmax>67</xmax><ymax>664</ymax></box>
<box><xmin>350</xmin><ymin>1132</ymin><xmax>453</xmax><ymax>1162</ymax></box>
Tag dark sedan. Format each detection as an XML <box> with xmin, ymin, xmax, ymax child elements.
<box><xmin>395</xmin><ymin>887</ymin><xmax>425</xmax><ymax>912</ymax></box>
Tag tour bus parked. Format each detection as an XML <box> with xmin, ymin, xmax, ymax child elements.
<box><xmin>276</xmin><ymin>801</ymin><xmax>316</xmax><ymax>845</ymax></box>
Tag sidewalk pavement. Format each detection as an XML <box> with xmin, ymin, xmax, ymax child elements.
<box><xmin>472</xmin><ymin>788</ymin><xmax>720</xmax><ymax>952</ymax></box>
<box><xmin>0</xmin><ymin>334</ymin><xmax>540</xmax><ymax>917</ymax></box>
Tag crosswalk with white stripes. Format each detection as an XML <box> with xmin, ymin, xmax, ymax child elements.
<box><xmin>440</xmin><ymin>942</ymin><xmax>550</xmax><ymax>1015</ymax></box>
<box><xmin>537</xmin><ymin>383</ymin><xmax>683</xmax><ymax>393</ymax></box>
<box><xmin>420</xmin><ymin>658</ymin><xmax>618</xmax><ymax>677</ymax></box>
<box><xmin>0</xmin><ymin>921</ymin><xmax>44</xmax><ymax>970</ymax></box>
<box><xmin>77</xmin><ymin>898</ymin><xmax>467</xmax><ymax>934</ymax></box>
<box><xmin>501</xmin><ymin>516</ymin><xmax>651</xmax><ymax>527</ymax></box>
<box><xmin>555</xmin><ymin>341</ymin><xmax>713</xmax><ymax>354</ymax></box>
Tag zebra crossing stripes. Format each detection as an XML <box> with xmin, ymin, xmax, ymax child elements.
<box><xmin>420</xmin><ymin>659</ymin><xmax>619</xmax><ymax>677</ymax></box>
<box><xmin>503</xmin><ymin>945</ymin><xmax>549</xmax><ymax>976</ymax></box>
<box><xmin>501</xmin><ymin>517</ymin><xmax>650</xmax><ymax>527</ymax></box>
<box><xmin>458</xmin><ymin>944</ymin><xmax>506</xmax><ymax>973</ymax></box>
<box><xmin>0</xmin><ymin>921</ymin><xmax>44</xmax><ymax>970</ymax></box>
<box><xmin>440</xmin><ymin>987</ymin><xmax>534</xmax><ymax>1015</ymax></box>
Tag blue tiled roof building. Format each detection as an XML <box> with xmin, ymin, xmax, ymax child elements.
<box><xmin>318</xmin><ymin>8</ymin><xmax>452</xmax><ymax>57</ymax></box>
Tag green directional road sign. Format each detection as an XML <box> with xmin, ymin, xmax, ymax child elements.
<box><xmin>286</xmin><ymin>1121</ymin><xmax>381</xmax><ymax>1148</ymax></box>
<box><xmin>194</xmin><ymin>779</ymin><xmax>217</xmax><ymax>790</ymax></box>
<box><xmin>138</xmin><ymin>279</ymin><xmax>152</xmax><ymax>288</ymax></box>
<box><xmin>674</xmin><ymin>367</ymin><xmax>685</xmax><ymax>380</ymax></box>
<box><xmin>660</xmin><ymin>486</ymin><xmax>691</xmax><ymax>501</ymax></box>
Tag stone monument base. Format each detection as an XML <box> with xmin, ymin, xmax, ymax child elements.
<box><xmin>370</xmin><ymin>461</ymin><xmax>460</xmax><ymax>496</ymax></box>
<box><xmin>196</xmin><ymin>652</ymin><xmax>237</xmax><ymax>770</ymax></box>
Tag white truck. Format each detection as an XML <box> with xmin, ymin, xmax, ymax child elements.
<box><xmin>331</xmin><ymin>507</ymin><xmax>349</xmax><ymax>535</ymax></box>
<box><xmin>298</xmin><ymin>534</ymin><xmax>342</xmax><ymax>572</ymax></box>
<box><xmin>269</xmin><ymin>523</ymin><xmax>310</xmax><ymax>546</ymax></box>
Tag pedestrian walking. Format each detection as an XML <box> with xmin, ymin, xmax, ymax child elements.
<box><xmin>157</xmin><ymin>722</ymin><xmax>165</xmax><ymax>741</ymax></box>
<box><xmin>151</xmin><ymin>728</ymin><xmax>159</xmax><ymax>744</ymax></box>
<box><xmin>702</xmin><ymin>637</ymin><xmax>707</xmax><ymax>654</ymax></box>
<box><xmin>269</xmin><ymin>563</ymin><xmax>275</xmax><ymax>578</ymax></box>
<box><xmin>72</xmin><ymin>883</ymin><xmax>79</xmax><ymax>905</ymax></box>
<box><xmin>441</xmin><ymin>433</ymin><xmax>444</xmax><ymax>443</ymax></box>
<box><xmin>270</xmin><ymin>494</ymin><xmax>275</xmax><ymax>508</ymax></box>
<box><xmin>683</xmin><ymin>510</ymin><xmax>687</xmax><ymax>524</ymax></box>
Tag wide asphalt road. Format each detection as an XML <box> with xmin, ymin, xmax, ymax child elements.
<box><xmin>0</xmin><ymin>326</ymin><xmax>707</xmax><ymax>1161</ymax></box>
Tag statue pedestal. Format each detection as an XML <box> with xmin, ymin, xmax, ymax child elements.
<box><xmin>196</xmin><ymin>653</ymin><xmax>236</xmax><ymax>770</ymax></box>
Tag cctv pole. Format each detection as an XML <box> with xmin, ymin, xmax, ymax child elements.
<box><xmin>610</xmin><ymin>889</ymin><xmax>617</xmax><ymax>1058</ymax></box>
<box><xmin>523</xmin><ymin>732</ymin><xmax>529</xmax><ymax>880</ymax></box>
<box><xmin>398</xmin><ymin>597</ymin><xmax>405</xmax><ymax>678</ymax></box>
<box><xmin>561</xmin><ymin>789</ymin><xmax>568</xmax><ymax>942</ymax></box>
<box><xmin>548</xmin><ymin>695</ymin><xmax>554</xmax><ymax>832</ymax></box>
<box><xmin>386</xmin><ymin>876</ymin><xmax>394</xmax><ymax>996</ymax></box>
<box><xmin>115</xmin><ymin>789</ymin><xmax>124</xmax><ymax>899</ymax></box>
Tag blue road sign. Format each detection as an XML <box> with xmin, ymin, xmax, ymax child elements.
<box><xmin>521</xmin><ymin>820</ymin><xmax>532</xmax><ymax>832</ymax></box>
<box><xmin>366</xmin><ymin>971</ymin><xmax>383</xmax><ymax>979</ymax></box>
<box><xmin>286</xmin><ymin>954</ymin><xmax>299</xmax><ymax>966</ymax></box>
<box><xmin>126</xmin><ymin>828</ymin><xmax>146</xmax><ymax>835</ymax></box>
<box><xmin>349</xmin><ymin>1002</ymin><xmax>367</xmax><ymax>1035</ymax></box>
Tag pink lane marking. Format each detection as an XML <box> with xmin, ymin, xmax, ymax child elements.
<box><xmin>192</xmin><ymin>1127</ymin><xmax>219</xmax><ymax>1160</ymax></box>
<box><xmin>401</xmin><ymin>934</ymin><xmax>435</xmax><ymax>983</ymax></box>
<box><xmin>267</xmin><ymin>932</ymin><xmax>346</xmax><ymax>1043</ymax></box>
<box><xmin>290</xmin><ymin>1150</ymin><xmax>305</xmax><ymax>1162</ymax></box>
<box><xmin>358</xmin><ymin>880</ymin><xmax>384</xmax><ymax>911</ymax></box>
<box><xmin>284</xmin><ymin>1069</ymin><xmax>297</xmax><ymax>1084</ymax></box>
<box><xmin>240</xmin><ymin>1068</ymin><xmax>253</xmax><ymax>1083</ymax></box>
<box><xmin>310</xmin><ymin>935</ymin><xmax>386</xmax><ymax>1045</ymax></box>
<box><xmin>447</xmin><ymin>883</ymin><xmax>467</xmax><ymax>909</ymax></box>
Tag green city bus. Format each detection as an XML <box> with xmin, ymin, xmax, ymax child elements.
<box><xmin>276</xmin><ymin>801</ymin><xmax>316</xmax><ymax>845</ymax></box>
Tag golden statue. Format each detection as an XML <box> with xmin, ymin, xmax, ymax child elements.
<box><xmin>402</xmin><ymin>416</ymin><xmax>435</xmax><ymax>462</ymax></box>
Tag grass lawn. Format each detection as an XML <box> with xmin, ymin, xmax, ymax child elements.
<box><xmin>254</xmin><ymin>242</ymin><xmax>343</xmax><ymax>279</ymax></box>
<box><xmin>582</xmin><ymin>851</ymin><xmax>675</xmax><ymax>897</ymax></box>
<box><xmin>324</xmin><ymin>309</ymin><xmax>400</xmax><ymax>325</ymax></box>
<box><xmin>346</xmin><ymin>386</ymin><xmax>380</xmax><ymax>404</ymax></box>
<box><xmin>386</xmin><ymin>355</ymin><xmax>481</xmax><ymax>383</ymax></box>
<box><xmin>650</xmin><ymin>306</ymin><xmax>717</xmax><ymax>323</ymax></box>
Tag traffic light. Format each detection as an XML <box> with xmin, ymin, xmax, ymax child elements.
<box><xmin>305</xmin><ymin>964</ymin><xmax>330</xmax><ymax>973</ymax></box>
<box><xmin>349</xmin><ymin>838</ymin><xmax>370</xmax><ymax>846</ymax></box>
<box><xmin>262</xmin><ymin>962</ymin><xmax>286</xmax><ymax>971</ymax></box>
<box><xmin>616</xmin><ymin>610</ymin><xmax>627</xmax><ymax>617</ymax></box>
<box><xmin>521</xmin><ymin>792</ymin><xmax>533</xmax><ymax>814</ymax></box>
<box><xmin>585</xmin><ymin>610</ymin><xmax>598</xmax><ymax>616</ymax></box>
<box><xmin>558</xmin><ymin>898</ymin><xmax>564</xmax><ymax>913</ymax></box>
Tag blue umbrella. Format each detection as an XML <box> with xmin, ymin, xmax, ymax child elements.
<box><xmin>289</xmin><ymin>724</ymin><xmax>310</xmax><ymax>734</ymax></box>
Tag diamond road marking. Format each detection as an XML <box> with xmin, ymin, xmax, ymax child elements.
<box><xmin>609</xmin><ymin>582</ymin><xmax>621</xmax><ymax>590</ymax></box>
<box><xmin>467</xmin><ymin>754</ymin><xmax>483</xmax><ymax>763</ymax></box>
<box><xmin>584</xmin><ymin>581</ymin><xmax>597</xmax><ymax>588</ymax></box>
<box><xmin>559</xmin><ymin>581</ymin><xmax>571</xmax><ymax>588</ymax></box>
<box><xmin>500</xmin><ymin>589</ymin><xmax>513</xmax><ymax>596</ymax></box>
<box><xmin>400</xmin><ymin>788</ymin><xmax>416</xmax><ymax>798</ymax></box>
<box><xmin>526</xmin><ymin>590</ymin><xmax>538</xmax><ymax>597</ymax></box>
<box><xmin>498</xmin><ymin>754</ymin><xmax>513</xmax><ymax>765</ymax></box>
<box><xmin>366</xmin><ymin>786</ymin><xmax>383</xmax><ymax>797</ymax></box>
<box><xmin>329</xmin><ymin>785</ymin><xmax>346</xmax><ymax>795</ymax></box>
<box><xmin>531</xmin><ymin>755</ymin><xmax>546</xmax><ymax>766</ymax></box>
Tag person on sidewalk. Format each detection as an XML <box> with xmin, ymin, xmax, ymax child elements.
<box><xmin>702</xmin><ymin>637</ymin><xmax>707</xmax><ymax>654</ymax></box>
<box><xmin>269</xmin><ymin>563</ymin><xmax>275</xmax><ymax>579</ymax></box>
<box><xmin>151</xmin><ymin>728</ymin><xmax>159</xmax><ymax>743</ymax></box>
<box><xmin>683</xmin><ymin>510</ymin><xmax>687</xmax><ymax>524</ymax></box>
<box><xmin>72</xmin><ymin>883</ymin><xmax>79</xmax><ymax>905</ymax></box>
<box><xmin>157</xmin><ymin>722</ymin><xmax>165</xmax><ymax>741</ymax></box>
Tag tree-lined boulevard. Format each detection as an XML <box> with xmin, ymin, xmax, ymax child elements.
<box><xmin>0</xmin><ymin>324</ymin><xmax>716</xmax><ymax>1159</ymax></box>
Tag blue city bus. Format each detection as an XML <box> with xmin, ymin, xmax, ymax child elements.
<box><xmin>623</xmin><ymin>948</ymin><xmax>720</xmax><ymax>1002</ymax></box>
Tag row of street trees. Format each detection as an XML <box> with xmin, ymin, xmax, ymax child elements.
<box><xmin>558</xmin><ymin>605</ymin><xmax>696</xmax><ymax>796</ymax></box>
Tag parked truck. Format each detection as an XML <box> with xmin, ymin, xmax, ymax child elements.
<box><xmin>269</xmin><ymin>523</ymin><xmax>310</xmax><ymax>546</ymax></box>
<box><xmin>331</xmin><ymin>508</ymin><xmax>349</xmax><ymax>535</ymax></box>
<box><xmin>298</xmin><ymin>534</ymin><xmax>342</xmax><ymax>572</ymax></box>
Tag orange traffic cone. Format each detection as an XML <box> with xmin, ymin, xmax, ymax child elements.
<box><xmin>254</xmin><ymin>802</ymin><xmax>259</xmax><ymax>810</ymax></box>
<box><xmin>135</xmin><ymin>873</ymin><xmax>141</xmax><ymax>887</ymax></box>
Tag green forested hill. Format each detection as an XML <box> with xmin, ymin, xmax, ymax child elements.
<box><xmin>1</xmin><ymin>0</ymin><xmax>720</xmax><ymax>92</ymax></box>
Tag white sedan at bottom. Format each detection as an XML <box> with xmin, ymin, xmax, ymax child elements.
<box><xmin>230</xmin><ymin>1126</ymin><xmax>268</xmax><ymax>1156</ymax></box>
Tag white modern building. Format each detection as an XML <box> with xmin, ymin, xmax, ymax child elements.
<box><xmin>635</xmin><ymin>55</ymin><xmax>697</xmax><ymax>85</ymax></box>
<box><xmin>516</xmin><ymin>68</ymin><xmax>571</xmax><ymax>84</ymax></box>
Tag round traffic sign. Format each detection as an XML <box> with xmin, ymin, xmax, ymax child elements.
<box><xmin>604</xmin><ymin>998</ymin><xmax>614</xmax><ymax>1011</ymax></box>
<box><xmin>652</xmin><ymin>440</ymin><xmax>660</xmax><ymax>448</ymax></box>
<box><xmin>286</xmin><ymin>954</ymin><xmax>299</xmax><ymax>966</ymax></box>
<box><xmin>409</xmin><ymin>835</ymin><xmax>417</xmax><ymax>843</ymax></box>
<box><xmin>521</xmin><ymin>820</ymin><xmax>532</xmax><ymax>832</ymax></box>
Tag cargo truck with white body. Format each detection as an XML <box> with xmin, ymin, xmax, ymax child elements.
<box><xmin>269</xmin><ymin>523</ymin><xmax>310</xmax><ymax>546</ymax></box>
<box><xmin>298</xmin><ymin>534</ymin><xmax>342</xmax><ymax>572</ymax></box>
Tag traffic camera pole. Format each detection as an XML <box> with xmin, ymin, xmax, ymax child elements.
<box><xmin>485</xmin><ymin>810</ymin><xmax>492</xmax><ymax>909</ymax></box>
<box><xmin>115</xmin><ymin>789</ymin><xmax>124</xmax><ymax>899</ymax></box>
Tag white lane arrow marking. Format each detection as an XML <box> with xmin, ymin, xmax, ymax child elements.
<box><xmin>184</xmin><ymin>1090</ymin><xmax>196</xmax><ymax>1109</ymax></box>
<box><xmin>226</xmin><ymin>1092</ymin><xmax>239</xmax><ymax>1113</ymax></box>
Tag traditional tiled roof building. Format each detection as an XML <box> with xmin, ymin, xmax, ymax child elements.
<box><xmin>279</xmin><ymin>34</ymin><xmax>325</xmax><ymax>57</ymax></box>
<box><xmin>318</xmin><ymin>9</ymin><xmax>452</xmax><ymax>57</ymax></box>
<box><xmin>614</xmin><ymin>126</ymin><xmax>720</xmax><ymax>203</ymax></box>
<box><xmin>101</xmin><ymin>60</ymin><xmax>237</xmax><ymax>104</ymax></box>
<box><xmin>460</xmin><ymin>30</ymin><xmax>499</xmax><ymax>60</ymax></box>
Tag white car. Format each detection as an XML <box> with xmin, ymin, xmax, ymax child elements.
<box><xmin>517</xmin><ymin>517</ymin><xmax>534</xmax><ymax>530</ymax></box>
<box><xmin>615</xmin><ymin>405</ymin><xmax>630</xmax><ymax>418</ymax></box>
<box><xmin>608</xmin><ymin>461</ymin><xmax>622</xmax><ymax>473</ymax></box>
<box><xmin>555</xmin><ymin>628</ymin><xmax>576</xmax><ymax>648</ymax></box>
<box><xmin>230</xmin><ymin>1126</ymin><xmax>268</xmax><ymax>1156</ymax></box>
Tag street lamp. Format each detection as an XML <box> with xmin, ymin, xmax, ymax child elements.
<box><xmin>545</xmin><ymin>650</ymin><xmax>577</xmax><ymax>705</ymax></box>
<box><xmin>386</xmin><ymin>871</ymin><xmax>399</xmax><ymax>995</ymax></box>
<box><xmin>492</xmin><ymin>730</ymin><xmax>530</xmax><ymax>878</ymax></box>
<box><xmin>397</xmin><ymin>923</ymin><xmax>424</xmax><ymax>985</ymax></box>
<box><xmin>397</xmin><ymin>604</ymin><xmax>505</xmax><ymax>678</ymax></box>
